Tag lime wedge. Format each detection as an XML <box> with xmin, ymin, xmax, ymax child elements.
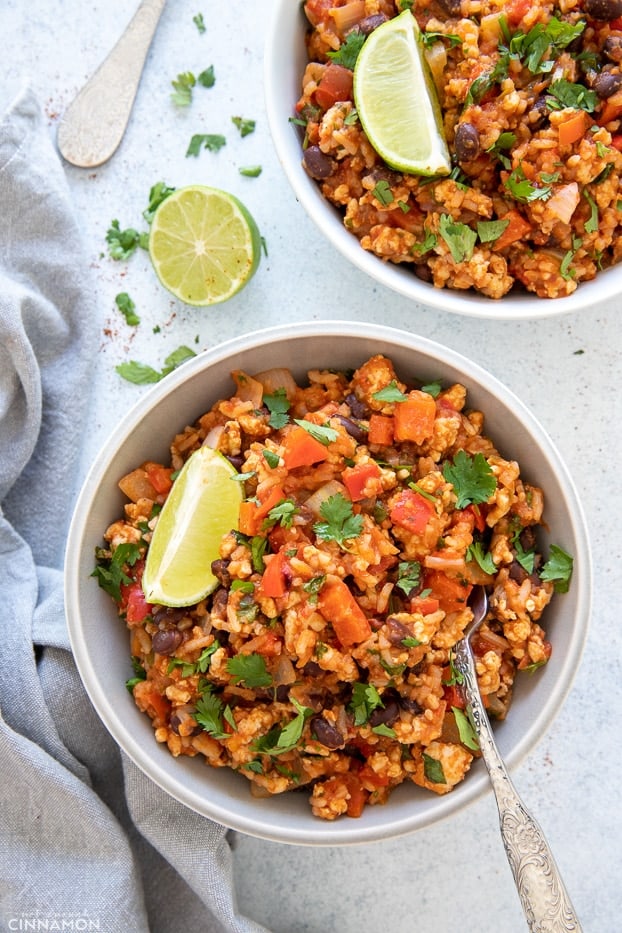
<box><xmin>149</xmin><ymin>185</ymin><xmax>261</xmax><ymax>306</ymax></box>
<box><xmin>353</xmin><ymin>10</ymin><xmax>451</xmax><ymax>176</ymax></box>
<box><xmin>142</xmin><ymin>446</ymin><xmax>243</xmax><ymax>607</ymax></box>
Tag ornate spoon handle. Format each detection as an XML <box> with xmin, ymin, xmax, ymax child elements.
<box><xmin>455</xmin><ymin>640</ymin><xmax>582</xmax><ymax>932</ymax></box>
<box><xmin>57</xmin><ymin>0</ymin><xmax>167</xmax><ymax>167</ymax></box>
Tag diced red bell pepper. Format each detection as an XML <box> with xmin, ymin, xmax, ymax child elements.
<box><xmin>390</xmin><ymin>488</ymin><xmax>435</xmax><ymax>535</ymax></box>
<box><xmin>342</xmin><ymin>461</ymin><xmax>382</xmax><ymax>502</ymax></box>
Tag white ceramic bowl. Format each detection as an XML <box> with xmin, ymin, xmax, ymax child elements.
<box><xmin>65</xmin><ymin>322</ymin><xmax>591</xmax><ymax>845</ymax></box>
<box><xmin>264</xmin><ymin>0</ymin><xmax>621</xmax><ymax>319</ymax></box>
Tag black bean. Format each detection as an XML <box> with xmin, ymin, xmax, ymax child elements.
<box><xmin>211</xmin><ymin>559</ymin><xmax>231</xmax><ymax>587</ymax></box>
<box><xmin>334</xmin><ymin>414</ymin><xmax>367</xmax><ymax>443</ymax></box>
<box><xmin>604</xmin><ymin>35</ymin><xmax>622</xmax><ymax>63</ymax></box>
<box><xmin>385</xmin><ymin>616</ymin><xmax>415</xmax><ymax>646</ymax></box>
<box><xmin>311</xmin><ymin>715</ymin><xmax>345</xmax><ymax>749</ymax></box>
<box><xmin>152</xmin><ymin>629</ymin><xmax>183</xmax><ymax>656</ymax></box>
<box><xmin>355</xmin><ymin>14</ymin><xmax>388</xmax><ymax>35</ymax></box>
<box><xmin>585</xmin><ymin>0</ymin><xmax>622</xmax><ymax>19</ymax></box>
<box><xmin>592</xmin><ymin>71</ymin><xmax>622</xmax><ymax>98</ymax></box>
<box><xmin>345</xmin><ymin>392</ymin><xmax>369</xmax><ymax>419</ymax></box>
<box><xmin>303</xmin><ymin>145</ymin><xmax>335</xmax><ymax>180</ymax></box>
<box><xmin>454</xmin><ymin>122</ymin><xmax>480</xmax><ymax>162</ymax></box>
<box><xmin>369</xmin><ymin>700</ymin><xmax>400</xmax><ymax>728</ymax></box>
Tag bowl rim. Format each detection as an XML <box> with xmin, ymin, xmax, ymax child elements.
<box><xmin>263</xmin><ymin>0</ymin><xmax>619</xmax><ymax>320</ymax></box>
<box><xmin>65</xmin><ymin>321</ymin><xmax>592</xmax><ymax>845</ymax></box>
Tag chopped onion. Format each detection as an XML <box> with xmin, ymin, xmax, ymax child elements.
<box><xmin>304</xmin><ymin>480</ymin><xmax>347</xmax><ymax>516</ymax></box>
<box><xmin>253</xmin><ymin>367</ymin><xmax>297</xmax><ymax>400</ymax></box>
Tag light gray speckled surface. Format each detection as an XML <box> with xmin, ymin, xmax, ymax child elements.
<box><xmin>4</xmin><ymin>1</ymin><xmax>619</xmax><ymax>930</ymax></box>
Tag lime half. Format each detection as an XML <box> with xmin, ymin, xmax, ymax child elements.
<box><xmin>149</xmin><ymin>185</ymin><xmax>261</xmax><ymax>306</ymax></box>
<box><xmin>142</xmin><ymin>446</ymin><xmax>243</xmax><ymax>607</ymax></box>
<box><xmin>353</xmin><ymin>10</ymin><xmax>451</xmax><ymax>176</ymax></box>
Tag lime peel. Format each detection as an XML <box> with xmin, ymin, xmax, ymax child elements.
<box><xmin>142</xmin><ymin>446</ymin><xmax>243</xmax><ymax>607</ymax></box>
<box><xmin>148</xmin><ymin>185</ymin><xmax>261</xmax><ymax>307</ymax></box>
<box><xmin>353</xmin><ymin>10</ymin><xmax>451</xmax><ymax>177</ymax></box>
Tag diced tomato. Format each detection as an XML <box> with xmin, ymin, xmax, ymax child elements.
<box><xmin>390</xmin><ymin>488</ymin><xmax>435</xmax><ymax>535</ymax></box>
<box><xmin>342</xmin><ymin>460</ymin><xmax>382</xmax><ymax>502</ymax></box>
<box><xmin>282</xmin><ymin>425</ymin><xmax>329</xmax><ymax>470</ymax></box>
<box><xmin>124</xmin><ymin>583</ymin><xmax>153</xmax><ymax>625</ymax></box>
<box><xmin>143</xmin><ymin>462</ymin><xmax>174</xmax><ymax>496</ymax></box>
<box><xmin>314</xmin><ymin>63</ymin><xmax>353</xmax><ymax>110</ymax></box>
<box><xmin>317</xmin><ymin>578</ymin><xmax>372</xmax><ymax>647</ymax></box>
<box><xmin>393</xmin><ymin>391</ymin><xmax>436</xmax><ymax>444</ymax></box>
<box><xmin>238</xmin><ymin>485</ymin><xmax>287</xmax><ymax>536</ymax></box>
<box><xmin>258</xmin><ymin>549</ymin><xmax>288</xmax><ymax>599</ymax></box>
<box><xmin>368</xmin><ymin>413</ymin><xmax>394</xmax><ymax>446</ymax></box>
<box><xmin>358</xmin><ymin>764</ymin><xmax>390</xmax><ymax>790</ymax></box>
<box><xmin>443</xmin><ymin>682</ymin><xmax>466</xmax><ymax>710</ymax></box>
<box><xmin>409</xmin><ymin>594</ymin><xmax>440</xmax><ymax>615</ymax></box>
<box><xmin>425</xmin><ymin>570</ymin><xmax>472</xmax><ymax>614</ymax></box>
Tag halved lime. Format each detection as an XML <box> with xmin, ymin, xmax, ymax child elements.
<box><xmin>353</xmin><ymin>10</ymin><xmax>451</xmax><ymax>176</ymax></box>
<box><xmin>142</xmin><ymin>446</ymin><xmax>243</xmax><ymax>607</ymax></box>
<box><xmin>149</xmin><ymin>185</ymin><xmax>261</xmax><ymax>306</ymax></box>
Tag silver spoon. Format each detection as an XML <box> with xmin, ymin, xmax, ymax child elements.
<box><xmin>454</xmin><ymin>586</ymin><xmax>582</xmax><ymax>932</ymax></box>
<box><xmin>57</xmin><ymin>0</ymin><xmax>167</xmax><ymax>168</ymax></box>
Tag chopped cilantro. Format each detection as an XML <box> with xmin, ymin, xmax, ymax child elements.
<box><xmin>423</xmin><ymin>753</ymin><xmax>446</xmax><ymax>784</ymax></box>
<box><xmin>540</xmin><ymin>544</ymin><xmax>573</xmax><ymax>593</ymax></box>
<box><xmin>226</xmin><ymin>653</ymin><xmax>272</xmax><ymax>688</ymax></box>
<box><xmin>171</xmin><ymin>71</ymin><xmax>196</xmax><ymax>106</ymax></box>
<box><xmin>452</xmin><ymin>707</ymin><xmax>480</xmax><ymax>751</ymax></box>
<box><xmin>395</xmin><ymin>560</ymin><xmax>422</xmax><ymax>596</ymax></box>
<box><xmin>477</xmin><ymin>219</ymin><xmax>510</xmax><ymax>244</ymax></box>
<box><xmin>198</xmin><ymin>66</ymin><xmax>215</xmax><ymax>88</ymax></box>
<box><xmin>349</xmin><ymin>682</ymin><xmax>383</xmax><ymax>726</ymax></box>
<box><xmin>115</xmin><ymin>346</ymin><xmax>197</xmax><ymax>384</ymax></box>
<box><xmin>293</xmin><ymin>419</ymin><xmax>338</xmax><ymax>445</ymax></box>
<box><xmin>232</xmin><ymin>116</ymin><xmax>256</xmax><ymax>137</ymax></box>
<box><xmin>186</xmin><ymin>134</ymin><xmax>226</xmax><ymax>157</ymax></box>
<box><xmin>372</xmin><ymin>179</ymin><xmax>394</xmax><ymax>206</ymax></box>
<box><xmin>439</xmin><ymin>214</ymin><xmax>478</xmax><ymax>263</ymax></box>
<box><xmin>327</xmin><ymin>30</ymin><xmax>365</xmax><ymax>70</ymax></box>
<box><xmin>314</xmin><ymin>493</ymin><xmax>364</xmax><ymax>548</ymax></box>
<box><xmin>92</xmin><ymin>542</ymin><xmax>141</xmax><ymax>602</ymax></box>
<box><xmin>442</xmin><ymin>450</ymin><xmax>497</xmax><ymax>509</ymax></box>
<box><xmin>115</xmin><ymin>292</ymin><xmax>140</xmax><ymax>326</ymax></box>
<box><xmin>372</xmin><ymin>381</ymin><xmax>407</xmax><ymax>402</ymax></box>
<box><xmin>264</xmin><ymin>388</ymin><xmax>290</xmax><ymax>429</ymax></box>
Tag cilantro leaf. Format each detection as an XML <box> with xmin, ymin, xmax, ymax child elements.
<box><xmin>313</xmin><ymin>493</ymin><xmax>364</xmax><ymax>547</ymax></box>
<box><xmin>439</xmin><ymin>214</ymin><xmax>478</xmax><ymax>263</ymax></box>
<box><xmin>105</xmin><ymin>220</ymin><xmax>145</xmax><ymax>261</ymax></box>
<box><xmin>443</xmin><ymin>450</ymin><xmax>497</xmax><ymax>509</ymax></box>
<box><xmin>226</xmin><ymin>653</ymin><xmax>272</xmax><ymax>688</ymax></box>
<box><xmin>198</xmin><ymin>66</ymin><xmax>215</xmax><ymax>88</ymax></box>
<box><xmin>327</xmin><ymin>30</ymin><xmax>365</xmax><ymax>70</ymax></box>
<box><xmin>466</xmin><ymin>541</ymin><xmax>497</xmax><ymax>575</ymax></box>
<box><xmin>114</xmin><ymin>292</ymin><xmax>140</xmax><ymax>326</ymax></box>
<box><xmin>349</xmin><ymin>682</ymin><xmax>383</xmax><ymax>726</ymax></box>
<box><xmin>293</xmin><ymin>419</ymin><xmax>338</xmax><ymax>445</ymax></box>
<box><xmin>395</xmin><ymin>560</ymin><xmax>422</xmax><ymax>596</ymax></box>
<box><xmin>452</xmin><ymin>706</ymin><xmax>480</xmax><ymax>751</ymax></box>
<box><xmin>194</xmin><ymin>690</ymin><xmax>229</xmax><ymax>738</ymax></box>
<box><xmin>540</xmin><ymin>544</ymin><xmax>573</xmax><ymax>593</ymax></box>
<box><xmin>372</xmin><ymin>380</ymin><xmax>407</xmax><ymax>402</ymax></box>
<box><xmin>264</xmin><ymin>388</ymin><xmax>290</xmax><ymax>429</ymax></box>
<box><xmin>231</xmin><ymin>116</ymin><xmax>256</xmax><ymax>137</ymax></box>
<box><xmin>171</xmin><ymin>71</ymin><xmax>196</xmax><ymax>106</ymax></box>
<box><xmin>186</xmin><ymin>134</ymin><xmax>226</xmax><ymax>157</ymax></box>
<box><xmin>92</xmin><ymin>542</ymin><xmax>141</xmax><ymax>602</ymax></box>
<box><xmin>423</xmin><ymin>753</ymin><xmax>446</xmax><ymax>784</ymax></box>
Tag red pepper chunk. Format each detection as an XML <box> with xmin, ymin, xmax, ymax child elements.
<box><xmin>390</xmin><ymin>488</ymin><xmax>435</xmax><ymax>535</ymax></box>
<box><xmin>342</xmin><ymin>461</ymin><xmax>382</xmax><ymax>501</ymax></box>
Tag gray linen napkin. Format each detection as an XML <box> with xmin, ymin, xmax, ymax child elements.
<box><xmin>0</xmin><ymin>84</ymin><xmax>268</xmax><ymax>933</ymax></box>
